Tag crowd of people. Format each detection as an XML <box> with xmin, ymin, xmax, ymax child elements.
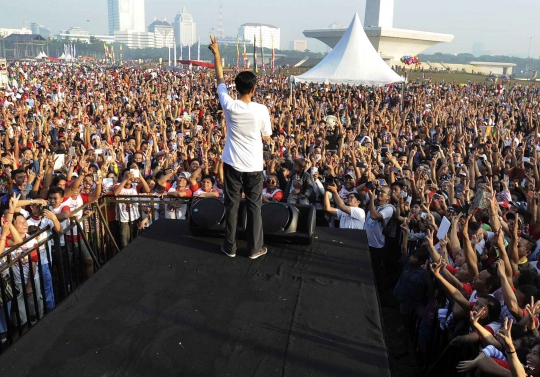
<box><xmin>1</xmin><ymin>60</ymin><xmax>540</xmax><ymax>376</ymax></box>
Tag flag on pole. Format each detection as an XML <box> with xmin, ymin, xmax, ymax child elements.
<box><xmin>271</xmin><ymin>36</ymin><xmax>275</xmax><ymax>74</ymax></box>
<box><xmin>111</xmin><ymin>45</ymin><xmax>115</xmax><ymax>61</ymax></box>
<box><xmin>243</xmin><ymin>39</ymin><xmax>247</xmax><ymax>70</ymax></box>
<box><xmin>253</xmin><ymin>35</ymin><xmax>257</xmax><ymax>73</ymax></box>
<box><xmin>236</xmin><ymin>36</ymin><xmax>240</xmax><ymax>70</ymax></box>
<box><xmin>260</xmin><ymin>29</ymin><xmax>265</xmax><ymax>71</ymax></box>
<box><xmin>197</xmin><ymin>39</ymin><xmax>200</xmax><ymax>61</ymax></box>
<box><xmin>103</xmin><ymin>43</ymin><xmax>108</xmax><ymax>61</ymax></box>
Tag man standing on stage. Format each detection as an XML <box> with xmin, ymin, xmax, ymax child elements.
<box><xmin>209</xmin><ymin>36</ymin><xmax>272</xmax><ymax>259</ymax></box>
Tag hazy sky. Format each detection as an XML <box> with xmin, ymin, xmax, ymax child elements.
<box><xmin>1</xmin><ymin>0</ymin><xmax>539</xmax><ymax>56</ymax></box>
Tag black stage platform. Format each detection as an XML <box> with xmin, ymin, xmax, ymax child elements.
<box><xmin>0</xmin><ymin>220</ymin><xmax>390</xmax><ymax>377</ymax></box>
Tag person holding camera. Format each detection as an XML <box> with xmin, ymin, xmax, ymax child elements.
<box><xmin>323</xmin><ymin>183</ymin><xmax>365</xmax><ymax>229</ymax></box>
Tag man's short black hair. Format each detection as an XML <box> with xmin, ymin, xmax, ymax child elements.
<box><xmin>235</xmin><ymin>71</ymin><xmax>257</xmax><ymax>95</ymax></box>
<box><xmin>48</xmin><ymin>186</ymin><xmax>65</xmax><ymax>197</ymax></box>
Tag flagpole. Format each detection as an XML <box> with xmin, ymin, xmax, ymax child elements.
<box><xmin>168</xmin><ymin>43</ymin><xmax>171</xmax><ymax>66</ymax></box>
<box><xmin>173</xmin><ymin>38</ymin><xmax>177</xmax><ymax>66</ymax></box>
<box><xmin>271</xmin><ymin>36</ymin><xmax>275</xmax><ymax>74</ymax></box>
<box><xmin>189</xmin><ymin>44</ymin><xmax>191</xmax><ymax>61</ymax></box>
<box><xmin>235</xmin><ymin>36</ymin><xmax>238</xmax><ymax>70</ymax></box>
<box><xmin>243</xmin><ymin>39</ymin><xmax>247</xmax><ymax>70</ymax></box>
<box><xmin>253</xmin><ymin>35</ymin><xmax>257</xmax><ymax>73</ymax></box>
<box><xmin>260</xmin><ymin>29</ymin><xmax>265</xmax><ymax>71</ymax></box>
<box><xmin>180</xmin><ymin>43</ymin><xmax>183</xmax><ymax>61</ymax></box>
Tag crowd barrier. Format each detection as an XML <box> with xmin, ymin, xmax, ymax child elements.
<box><xmin>0</xmin><ymin>195</ymin><xmax>190</xmax><ymax>352</ymax></box>
<box><xmin>0</xmin><ymin>195</ymin><xmax>475</xmax><ymax>377</ymax></box>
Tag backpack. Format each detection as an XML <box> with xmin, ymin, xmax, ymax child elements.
<box><xmin>377</xmin><ymin>203</ymin><xmax>396</xmax><ymax>237</ymax></box>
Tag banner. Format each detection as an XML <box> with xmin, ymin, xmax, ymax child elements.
<box><xmin>236</xmin><ymin>36</ymin><xmax>239</xmax><ymax>70</ymax></box>
<box><xmin>271</xmin><ymin>36</ymin><xmax>275</xmax><ymax>74</ymax></box>
<box><xmin>253</xmin><ymin>35</ymin><xmax>257</xmax><ymax>73</ymax></box>
<box><xmin>243</xmin><ymin>39</ymin><xmax>247</xmax><ymax>70</ymax></box>
<box><xmin>260</xmin><ymin>29</ymin><xmax>265</xmax><ymax>71</ymax></box>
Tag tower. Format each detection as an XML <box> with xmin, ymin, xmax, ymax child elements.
<box><xmin>364</xmin><ymin>0</ymin><xmax>394</xmax><ymax>28</ymax></box>
<box><xmin>217</xmin><ymin>3</ymin><xmax>224</xmax><ymax>38</ymax></box>
<box><xmin>174</xmin><ymin>7</ymin><xmax>197</xmax><ymax>47</ymax></box>
<box><xmin>108</xmin><ymin>0</ymin><xmax>146</xmax><ymax>36</ymax></box>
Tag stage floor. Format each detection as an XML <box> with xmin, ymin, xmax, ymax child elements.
<box><xmin>0</xmin><ymin>220</ymin><xmax>390</xmax><ymax>377</ymax></box>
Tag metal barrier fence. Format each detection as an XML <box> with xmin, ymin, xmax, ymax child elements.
<box><xmin>0</xmin><ymin>195</ymin><xmax>191</xmax><ymax>352</ymax></box>
<box><xmin>0</xmin><ymin>195</ymin><xmax>476</xmax><ymax>376</ymax></box>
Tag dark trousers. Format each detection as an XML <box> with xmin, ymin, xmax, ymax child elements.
<box><xmin>369</xmin><ymin>245</ymin><xmax>387</xmax><ymax>289</ymax></box>
<box><xmin>223</xmin><ymin>163</ymin><xmax>264</xmax><ymax>256</ymax></box>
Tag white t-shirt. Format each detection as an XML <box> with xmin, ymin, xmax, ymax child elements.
<box><xmin>10</xmin><ymin>235</ymin><xmax>39</xmax><ymax>285</ymax></box>
<box><xmin>336</xmin><ymin>207</ymin><xmax>366</xmax><ymax>229</ymax></box>
<box><xmin>364</xmin><ymin>205</ymin><xmax>394</xmax><ymax>248</ymax></box>
<box><xmin>27</xmin><ymin>216</ymin><xmax>55</xmax><ymax>265</ymax></box>
<box><xmin>114</xmin><ymin>183</ymin><xmax>140</xmax><ymax>223</ymax></box>
<box><xmin>338</xmin><ymin>186</ymin><xmax>358</xmax><ymax>201</ymax></box>
<box><xmin>217</xmin><ymin>83</ymin><xmax>272</xmax><ymax>172</ymax></box>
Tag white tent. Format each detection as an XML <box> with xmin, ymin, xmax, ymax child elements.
<box><xmin>293</xmin><ymin>13</ymin><xmax>404</xmax><ymax>86</ymax></box>
<box><xmin>35</xmin><ymin>51</ymin><xmax>48</xmax><ymax>59</ymax></box>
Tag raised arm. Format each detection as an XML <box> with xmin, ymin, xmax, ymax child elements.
<box><xmin>208</xmin><ymin>36</ymin><xmax>225</xmax><ymax>86</ymax></box>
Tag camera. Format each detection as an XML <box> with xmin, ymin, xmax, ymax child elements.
<box><xmin>323</xmin><ymin>175</ymin><xmax>335</xmax><ymax>188</ymax></box>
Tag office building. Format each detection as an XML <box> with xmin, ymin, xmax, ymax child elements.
<box><xmin>108</xmin><ymin>0</ymin><xmax>146</xmax><ymax>36</ymax></box>
<box><xmin>30</xmin><ymin>23</ymin><xmax>51</xmax><ymax>39</ymax></box>
<box><xmin>58</xmin><ymin>26</ymin><xmax>91</xmax><ymax>42</ymax></box>
<box><xmin>0</xmin><ymin>27</ymin><xmax>31</xmax><ymax>38</ymax></box>
<box><xmin>173</xmin><ymin>7</ymin><xmax>196</xmax><ymax>47</ymax></box>
<box><xmin>238</xmin><ymin>23</ymin><xmax>280</xmax><ymax>50</ymax></box>
<box><xmin>114</xmin><ymin>30</ymin><xmax>154</xmax><ymax>48</ymax></box>
<box><xmin>148</xmin><ymin>20</ymin><xmax>174</xmax><ymax>48</ymax></box>
<box><xmin>290</xmin><ymin>40</ymin><xmax>307</xmax><ymax>52</ymax></box>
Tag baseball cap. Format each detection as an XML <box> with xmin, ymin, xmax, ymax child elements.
<box><xmin>345</xmin><ymin>171</ymin><xmax>356</xmax><ymax>180</ymax></box>
<box><xmin>498</xmin><ymin>201</ymin><xmax>510</xmax><ymax>210</ymax></box>
<box><xmin>509</xmin><ymin>201</ymin><xmax>527</xmax><ymax>211</ymax></box>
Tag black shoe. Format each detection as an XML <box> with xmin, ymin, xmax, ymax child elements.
<box><xmin>221</xmin><ymin>245</ymin><xmax>236</xmax><ymax>258</ymax></box>
<box><xmin>249</xmin><ymin>247</ymin><xmax>267</xmax><ymax>260</ymax></box>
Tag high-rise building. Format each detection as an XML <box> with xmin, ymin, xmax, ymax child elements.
<box><xmin>290</xmin><ymin>40</ymin><xmax>307</xmax><ymax>52</ymax></box>
<box><xmin>173</xmin><ymin>7</ymin><xmax>197</xmax><ymax>47</ymax></box>
<box><xmin>148</xmin><ymin>20</ymin><xmax>174</xmax><ymax>48</ymax></box>
<box><xmin>30</xmin><ymin>23</ymin><xmax>51</xmax><ymax>38</ymax></box>
<box><xmin>238</xmin><ymin>23</ymin><xmax>280</xmax><ymax>50</ymax></box>
<box><xmin>108</xmin><ymin>0</ymin><xmax>146</xmax><ymax>36</ymax></box>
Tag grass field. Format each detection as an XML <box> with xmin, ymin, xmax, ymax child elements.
<box><xmin>405</xmin><ymin>71</ymin><xmax>537</xmax><ymax>86</ymax></box>
<box><xmin>280</xmin><ymin>67</ymin><xmax>537</xmax><ymax>86</ymax></box>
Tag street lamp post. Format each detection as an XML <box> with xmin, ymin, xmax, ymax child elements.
<box><xmin>527</xmin><ymin>37</ymin><xmax>533</xmax><ymax>72</ymax></box>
